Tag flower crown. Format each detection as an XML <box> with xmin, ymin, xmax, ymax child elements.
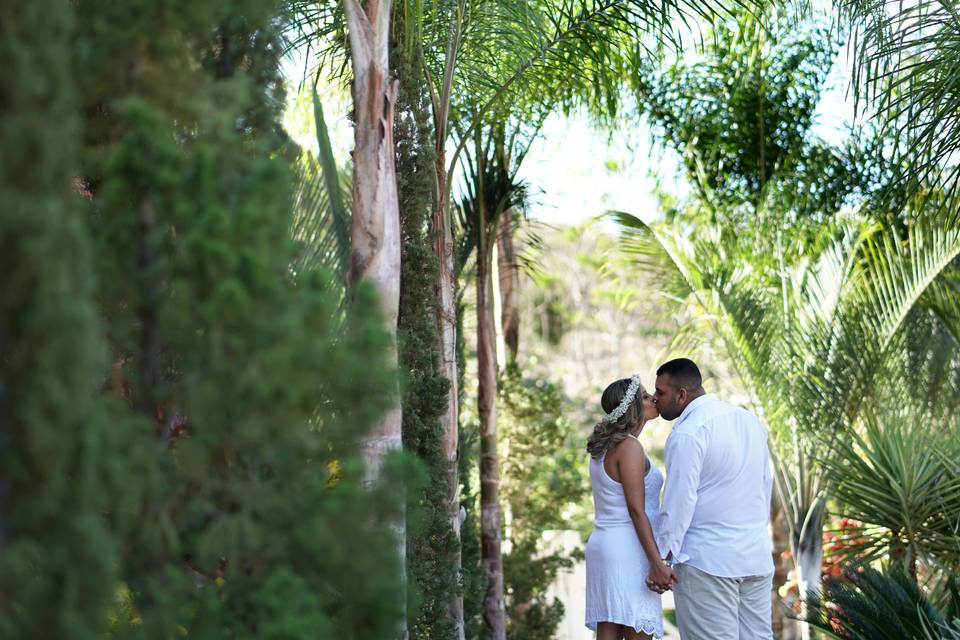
<box><xmin>602</xmin><ymin>374</ymin><xmax>642</xmax><ymax>423</ymax></box>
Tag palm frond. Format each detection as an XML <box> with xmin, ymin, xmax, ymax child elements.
<box><xmin>285</xmin><ymin>1</ymin><xmax>351</xmax><ymax>91</ymax></box>
<box><xmin>441</xmin><ymin>0</ymin><xmax>746</xmax><ymax>182</ymax></box>
<box><xmin>290</xmin><ymin>91</ymin><xmax>351</xmax><ymax>281</ymax></box>
<box><xmin>855</xmin><ymin>208</ymin><xmax>960</xmax><ymax>354</ymax></box>
<box><xmin>820</xmin><ymin>416</ymin><xmax>960</xmax><ymax>573</ymax></box>
<box><xmin>803</xmin><ymin>566</ymin><xmax>947</xmax><ymax>640</ymax></box>
<box><xmin>611</xmin><ymin>210</ymin><xmax>784</xmax><ymax>401</ymax></box>
<box><xmin>838</xmin><ymin>0</ymin><xmax>960</xmax><ymax>213</ymax></box>
<box><xmin>921</xmin><ymin>264</ymin><xmax>960</xmax><ymax>346</ymax></box>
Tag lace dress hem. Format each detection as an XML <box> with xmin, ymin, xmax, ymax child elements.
<box><xmin>584</xmin><ymin>612</ymin><xmax>664</xmax><ymax>638</ymax></box>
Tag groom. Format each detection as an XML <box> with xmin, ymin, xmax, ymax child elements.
<box><xmin>650</xmin><ymin>358</ymin><xmax>774</xmax><ymax>640</ymax></box>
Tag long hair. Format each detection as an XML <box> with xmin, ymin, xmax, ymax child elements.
<box><xmin>586</xmin><ymin>377</ymin><xmax>646</xmax><ymax>460</ymax></box>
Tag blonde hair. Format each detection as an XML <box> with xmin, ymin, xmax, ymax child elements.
<box><xmin>586</xmin><ymin>378</ymin><xmax>647</xmax><ymax>459</ymax></box>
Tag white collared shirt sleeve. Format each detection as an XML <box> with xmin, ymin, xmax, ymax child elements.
<box><xmin>657</xmin><ymin>430</ymin><xmax>705</xmax><ymax>563</ymax></box>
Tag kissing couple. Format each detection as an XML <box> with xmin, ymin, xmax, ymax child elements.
<box><xmin>584</xmin><ymin>358</ymin><xmax>774</xmax><ymax>640</ymax></box>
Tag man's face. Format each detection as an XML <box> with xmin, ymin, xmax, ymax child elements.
<box><xmin>654</xmin><ymin>373</ymin><xmax>684</xmax><ymax>421</ymax></box>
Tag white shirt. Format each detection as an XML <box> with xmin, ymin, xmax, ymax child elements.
<box><xmin>656</xmin><ymin>394</ymin><xmax>774</xmax><ymax>578</ymax></box>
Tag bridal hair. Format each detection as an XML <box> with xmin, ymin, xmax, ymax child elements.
<box><xmin>586</xmin><ymin>376</ymin><xmax>647</xmax><ymax>460</ymax></box>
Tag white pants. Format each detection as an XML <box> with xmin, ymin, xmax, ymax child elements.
<box><xmin>673</xmin><ymin>563</ymin><xmax>773</xmax><ymax>640</ymax></box>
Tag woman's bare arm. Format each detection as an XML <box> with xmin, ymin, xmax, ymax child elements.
<box><xmin>617</xmin><ymin>439</ymin><xmax>676</xmax><ymax>589</ymax></box>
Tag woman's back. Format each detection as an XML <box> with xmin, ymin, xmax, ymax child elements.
<box><xmin>589</xmin><ymin>439</ymin><xmax>663</xmax><ymax>528</ymax></box>
<box><xmin>585</xmin><ymin>438</ymin><xmax>665</xmax><ymax>637</ymax></box>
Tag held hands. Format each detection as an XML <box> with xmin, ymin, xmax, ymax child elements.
<box><xmin>645</xmin><ymin>561</ymin><xmax>677</xmax><ymax>594</ymax></box>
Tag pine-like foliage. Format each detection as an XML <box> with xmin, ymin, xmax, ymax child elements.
<box><xmin>392</xmin><ymin>27</ymin><xmax>461</xmax><ymax>640</ymax></box>
<box><xmin>0</xmin><ymin>2</ymin><xmax>125</xmax><ymax>636</ymax></box>
<box><xmin>6</xmin><ymin>1</ymin><xmax>419</xmax><ymax>636</ymax></box>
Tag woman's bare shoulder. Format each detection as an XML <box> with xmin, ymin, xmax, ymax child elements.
<box><xmin>611</xmin><ymin>435</ymin><xmax>644</xmax><ymax>459</ymax></box>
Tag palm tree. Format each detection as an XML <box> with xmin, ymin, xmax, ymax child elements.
<box><xmin>839</xmin><ymin>0</ymin><xmax>960</xmax><ymax>214</ymax></box>
<box><xmin>613</xmin><ymin>196</ymin><xmax>960</xmax><ymax>620</ymax></box>
<box><xmin>820</xmin><ymin>413</ymin><xmax>960</xmax><ymax>579</ymax></box>
<box><xmin>290</xmin><ymin>90</ymin><xmax>351</xmax><ymax>285</ymax></box>
<box><xmin>312</xmin><ymin>3</ymin><xmax>407</xmax><ymax>635</ymax></box>
<box><xmin>454</xmin><ymin>114</ymin><xmax>536</xmax><ymax>637</ymax></box>
<box><xmin>803</xmin><ymin>566</ymin><xmax>952</xmax><ymax>640</ymax></box>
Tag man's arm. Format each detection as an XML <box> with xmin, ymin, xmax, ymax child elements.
<box><xmin>657</xmin><ymin>430</ymin><xmax>705</xmax><ymax>563</ymax></box>
<box><xmin>762</xmin><ymin>421</ymin><xmax>774</xmax><ymax>521</ymax></box>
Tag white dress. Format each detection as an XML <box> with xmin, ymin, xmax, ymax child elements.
<box><xmin>585</xmin><ymin>441</ymin><xmax>664</xmax><ymax>637</ymax></box>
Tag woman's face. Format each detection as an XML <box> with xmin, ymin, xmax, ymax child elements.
<box><xmin>639</xmin><ymin>386</ymin><xmax>659</xmax><ymax>422</ymax></box>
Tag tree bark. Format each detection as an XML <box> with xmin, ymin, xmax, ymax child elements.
<box><xmin>426</xmin><ymin>11</ymin><xmax>466</xmax><ymax>633</ymax></box>
<box><xmin>792</xmin><ymin>503</ymin><xmax>825</xmax><ymax>640</ymax></box>
<box><xmin>433</xmin><ymin>142</ymin><xmax>466</xmax><ymax>640</ymax></box>
<box><xmin>497</xmin><ymin>209</ymin><xmax>520</xmax><ymax>365</ymax></box>
<box><xmin>477</xmin><ymin>205</ymin><xmax>506</xmax><ymax>640</ymax></box>
<box><xmin>771</xmin><ymin>493</ymin><xmax>800</xmax><ymax>640</ymax></box>
<box><xmin>344</xmin><ymin>0</ymin><xmax>401</xmax><ymax>478</ymax></box>
<box><xmin>343</xmin><ymin>0</ymin><xmax>405</xmax><ymax>635</ymax></box>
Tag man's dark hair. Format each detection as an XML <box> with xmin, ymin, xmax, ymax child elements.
<box><xmin>656</xmin><ymin>358</ymin><xmax>703</xmax><ymax>391</ymax></box>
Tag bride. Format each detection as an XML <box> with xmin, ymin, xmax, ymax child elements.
<box><xmin>584</xmin><ymin>375</ymin><xmax>674</xmax><ymax>640</ymax></box>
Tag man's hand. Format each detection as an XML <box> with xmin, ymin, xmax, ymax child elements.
<box><xmin>645</xmin><ymin>561</ymin><xmax>677</xmax><ymax>593</ymax></box>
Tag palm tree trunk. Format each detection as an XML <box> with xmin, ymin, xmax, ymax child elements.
<box><xmin>497</xmin><ymin>209</ymin><xmax>520</xmax><ymax>365</ymax></box>
<box><xmin>771</xmin><ymin>494</ymin><xmax>800</xmax><ymax>640</ymax></box>
<box><xmin>420</xmin><ymin>9</ymin><xmax>465</xmax><ymax>629</ymax></box>
<box><xmin>889</xmin><ymin>533</ymin><xmax>918</xmax><ymax>581</ymax></box>
<box><xmin>345</xmin><ymin>0</ymin><xmax>401</xmax><ymax>478</ymax></box>
<box><xmin>793</xmin><ymin>503</ymin><xmax>825</xmax><ymax>640</ymax></box>
<box><xmin>433</xmin><ymin>145</ymin><xmax>465</xmax><ymax>640</ymax></box>
<box><xmin>794</xmin><ymin>543</ymin><xmax>822</xmax><ymax>640</ymax></box>
<box><xmin>478</xmin><ymin>209</ymin><xmax>506</xmax><ymax>640</ymax></box>
<box><xmin>343</xmin><ymin>0</ymin><xmax>405</xmax><ymax>635</ymax></box>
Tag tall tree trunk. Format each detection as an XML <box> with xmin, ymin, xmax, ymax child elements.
<box><xmin>477</xmin><ymin>208</ymin><xmax>506</xmax><ymax>640</ymax></box>
<box><xmin>427</xmin><ymin>9</ymin><xmax>467</xmax><ymax>633</ymax></box>
<box><xmin>497</xmin><ymin>209</ymin><xmax>520</xmax><ymax>365</ymax></box>
<box><xmin>136</xmin><ymin>198</ymin><xmax>161</xmax><ymax>427</ymax></box>
<box><xmin>794</xmin><ymin>543</ymin><xmax>822</xmax><ymax>640</ymax></box>
<box><xmin>344</xmin><ymin>0</ymin><xmax>401</xmax><ymax>481</ymax></box>
<box><xmin>434</xmin><ymin>143</ymin><xmax>466</xmax><ymax>640</ymax></box>
<box><xmin>344</xmin><ymin>0</ymin><xmax>405</xmax><ymax>634</ymax></box>
<box><xmin>792</xmin><ymin>502</ymin><xmax>825</xmax><ymax>640</ymax></box>
<box><xmin>771</xmin><ymin>493</ymin><xmax>800</xmax><ymax>640</ymax></box>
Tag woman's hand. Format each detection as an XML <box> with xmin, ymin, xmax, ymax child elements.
<box><xmin>645</xmin><ymin>561</ymin><xmax>677</xmax><ymax>594</ymax></box>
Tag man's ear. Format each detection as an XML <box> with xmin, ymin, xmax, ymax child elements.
<box><xmin>677</xmin><ymin>387</ymin><xmax>688</xmax><ymax>405</ymax></box>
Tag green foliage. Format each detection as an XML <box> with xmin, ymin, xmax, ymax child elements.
<box><xmin>635</xmin><ymin>9</ymin><xmax>863</xmax><ymax>240</ymax></box>
<box><xmin>0</xmin><ymin>1</ymin><xmax>124</xmax><ymax>636</ymax></box>
<box><xmin>499</xmin><ymin>366</ymin><xmax>590</xmax><ymax>639</ymax></box>
<box><xmin>392</xmin><ymin>26</ymin><xmax>461</xmax><ymax>640</ymax></box>
<box><xmin>803</xmin><ymin>566</ymin><xmax>950</xmax><ymax>640</ymax></box>
<box><xmin>0</xmin><ymin>0</ymin><xmax>425</xmax><ymax>636</ymax></box>
<box><xmin>522</xmin><ymin>224</ymin><xmax>672</xmax><ymax>359</ymax></box>
<box><xmin>290</xmin><ymin>89</ymin><xmax>352</xmax><ymax>284</ymax></box>
<box><xmin>821</xmin><ymin>416</ymin><xmax>960</xmax><ymax>575</ymax></box>
<box><xmin>840</xmin><ymin>0</ymin><xmax>960</xmax><ymax>215</ymax></box>
<box><xmin>291</xmin><ymin>0</ymin><xmax>740</xmax><ymax>179</ymax></box>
